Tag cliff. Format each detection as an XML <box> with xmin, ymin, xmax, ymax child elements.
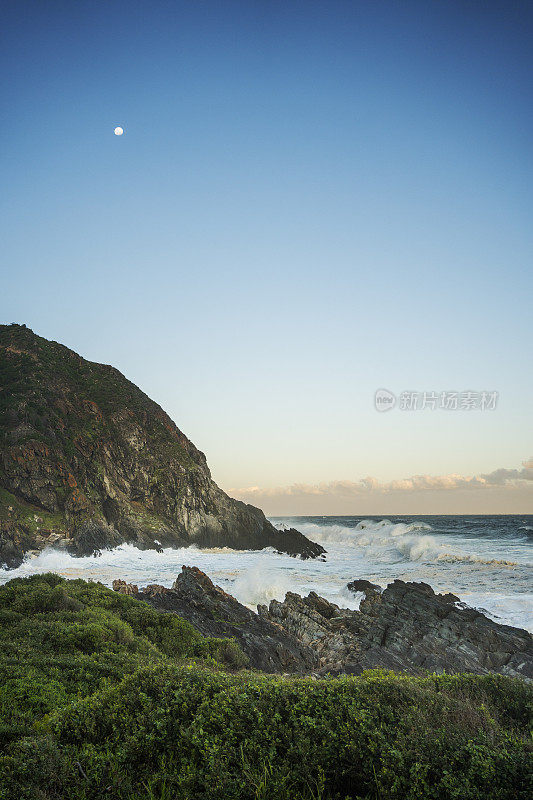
<box><xmin>0</xmin><ymin>324</ymin><xmax>325</xmax><ymax>567</ymax></box>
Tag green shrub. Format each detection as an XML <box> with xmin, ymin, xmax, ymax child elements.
<box><xmin>0</xmin><ymin>575</ymin><xmax>246</xmax><ymax>762</ymax></box>
<box><xmin>0</xmin><ymin>575</ymin><xmax>530</xmax><ymax>800</ymax></box>
<box><xmin>26</xmin><ymin>666</ymin><xmax>528</xmax><ymax>800</ymax></box>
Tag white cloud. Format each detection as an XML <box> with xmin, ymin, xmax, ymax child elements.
<box><xmin>230</xmin><ymin>458</ymin><xmax>533</xmax><ymax>501</ymax></box>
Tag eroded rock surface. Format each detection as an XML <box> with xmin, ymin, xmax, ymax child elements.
<box><xmin>114</xmin><ymin>569</ymin><xmax>533</xmax><ymax>680</ymax></box>
<box><xmin>260</xmin><ymin>580</ymin><xmax>533</xmax><ymax>680</ymax></box>
<box><xmin>113</xmin><ymin>567</ymin><xmax>318</xmax><ymax>673</ymax></box>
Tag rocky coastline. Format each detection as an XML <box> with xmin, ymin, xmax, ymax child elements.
<box><xmin>113</xmin><ymin>567</ymin><xmax>533</xmax><ymax>681</ymax></box>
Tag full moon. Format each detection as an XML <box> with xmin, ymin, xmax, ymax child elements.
<box><xmin>114</xmin><ymin>126</ymin><xmax>124</xmax><ymax>136</ymax></box>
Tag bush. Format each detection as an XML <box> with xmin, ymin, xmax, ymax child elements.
<box><xmin>0</xmin><ymin>574</ymin><xmax>246</xmax><ymax>762</ymax></box>
<box><xmin>0</xmin><ymin>575</ymin><xmax>531</xmax><ymax>800</ymax></box>
<box><xmin>18</xmin><ymin>666</ymin><xmax>527</xmax><ymax>800</ymax></box>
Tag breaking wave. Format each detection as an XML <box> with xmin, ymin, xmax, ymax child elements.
<box><xmin>436</xmin><ymin>554</ymin><xmax>521</xmax><ymax>566</ymax></box>
<box><xmin>1</xmin><ymin>515</ymin><xmax>531</xmax><ymax>630</ymax></box>
<box><xmin>288</xmin><ymin>519</ymin><xmax>531</xmax><ymax>568</ymax></box>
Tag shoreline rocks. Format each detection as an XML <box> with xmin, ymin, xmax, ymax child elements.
<box><xmin>113</xmin><ymin>567</ymin><xmax>318</xmax><ymax>673</ymax></box>
<box><xmin>260</xmin><ymin>579</ymin><xmax>533</xmax><ymax>680</ymax></box>
<box><xmin>114</xmin><ymin>569</ymin><xmax>533</xmax><ymax>680</ymax></box>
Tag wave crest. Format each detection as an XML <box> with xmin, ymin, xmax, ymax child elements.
<box><xmin>292</xmin><ymin>518</ymin><xmax>529</xmax><ymax>567</ymax></box>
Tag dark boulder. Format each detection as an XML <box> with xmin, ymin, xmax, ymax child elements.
<box><xmin>347</xmin><ymin>578</ymin><xmax>381</xmax><ymax>594</ymax></box>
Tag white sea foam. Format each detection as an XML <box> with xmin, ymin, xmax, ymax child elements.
<box><xmin>230</xmin><ymin>565</ymin><xmax>291</xmax><ymax>607</ymax></box>
<box><xmin>1</xmin><ymin>518</ymin><xmax>531</xmax><ymax>631</ymax></box>
<box><xmin>459</xmin><ymin>593</ymin><xmax>533</xmax><ymax>632</ymax></box>
<box><xmin>395</xmin><ymin>534</ymin><xmax>441</xmax><ymax>562</ymax></box>
<box><xmin>296</xmin><ymin>518</ymin><xmax>532</xmax><ymax>568</ymax></box>
<box><xmin>436</xmin><ymin>553</ymin><xmax>522</xmax><ymax>566</ymax></box>
<box><xmin>356</xmin><ymin>519</ymin><xmax>433</xmax><ymax>536</ymax></box>
<box><xmin>338</xmin><ymin>587</ymin><xmax>366</xmax><ymax>610</ymax></box>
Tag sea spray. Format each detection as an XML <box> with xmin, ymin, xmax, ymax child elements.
<box><xmin>230</xmin><ymin>565</ymin><xmax>292</xmax><ymax>607</ymax></box>
<box><xmin>1</xmin><ymin>515</ymin><xmax>531</xmax><ymax>631</ymax></box>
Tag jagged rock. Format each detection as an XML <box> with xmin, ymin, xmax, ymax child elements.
<box><xmin>112</xmin><ymin>579</ymin><xmax>139</xmax><ymax>596</ymax></box>
<box><xmin>114</xmin><ymin>567</ymin><xmax>318</xmax><ymax>673</ymax></box>
<box><xmin>347</xmin><ymin>579</ymin><xmax>381</xmax><ymax>595</ymax></box>
<box><xmin>260</xmin><ymin>579</ymin><xmax>533</xmax><ymax>680</ymax></box>
<box><xmin>0</xmin><ymin>521</ymin><xmax>32</xmax><ymax>568</ymax></box>
<box><xmin>113</xmin><ymin>570</ymin><xmax>533</xmax><ymax>680</ymax></box>
<box><xmin>259</xmin><ymin>591</ymin><xmax>370</xmax><ymax>671</ymax></box>
<box><xmin>0</xmin><ymin>518</ymin><xmax>67</xmax><ymax>569</ymax></box>
<box><xmin>69</xmin><ymin>520</ymin><xmax>124</xmax><ymax>557</ymax></box>
<box><xmin>0</xmin><ymin>324</ymin><xmax>325</xmax><ymax>565</ymax></box>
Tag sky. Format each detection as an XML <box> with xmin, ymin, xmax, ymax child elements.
<box><xmin>1</xmin><ymin>0</ymin><xmax>532</xmax><ymax>514</ymax></box>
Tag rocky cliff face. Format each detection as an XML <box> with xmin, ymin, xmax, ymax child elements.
<box><xmin>0</xmin><ymin>324</ymin><xmax>325</xmax><ymax>567</ymax></box>
<box><xmin>114</xmin><ymin>570</ymin><xmax>533</xmax><ymax>679</ymax></box>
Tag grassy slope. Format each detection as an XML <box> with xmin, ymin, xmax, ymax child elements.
<box><xmin>0</xmin><ymin>575</ymin><xmax>531</xmax><ymax>800</ymax></box>
<box><xmin>0</xmin><ymin>324</ymin><xmax>198</xmax><ymax>448</ymax></box>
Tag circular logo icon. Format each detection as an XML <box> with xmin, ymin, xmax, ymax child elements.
<box><xmin>374</xmin><ymin>388</ymin><xmax>396</xmax><ymax>412</ymax></box>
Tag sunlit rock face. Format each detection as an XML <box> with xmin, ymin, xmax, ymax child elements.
<box><xmin>0</xmin><ymin>324</ymin><xmax>325</xmax><ymax>567</ymax></box>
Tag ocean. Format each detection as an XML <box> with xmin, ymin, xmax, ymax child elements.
<box><xmin>1</xmin><ymin>515</ymin><xmax>532</xmax><ymax>632</ymax></box>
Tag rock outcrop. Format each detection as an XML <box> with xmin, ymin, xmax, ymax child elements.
<box><xmin>259</xmin><ymin>580</ymin><xmax>533</xmax><ymax>680</ymax></box>
<box><xmin>113</xmin><ymin>567</ymin><xmax>318</xmax><ymax>673</ymax></box>
<box><xmin>0</xmin><ymin>324</ymin><xmax>325</xmax><ymax>567</ymax></box>
<box><xmin>114</xmin><ymin>570</ymin><xmax>533</xmax><ymax>680</ymax></box>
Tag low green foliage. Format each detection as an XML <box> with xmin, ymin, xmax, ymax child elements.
<box><xmin>0</xmin><ymin>574</ymin><xmax>246</xmax><ymax>751</ymax></box>
<box><xmin>0</xmin><ymin>574</ymin><xmax>531</xmax><ymax>800</ymax></box>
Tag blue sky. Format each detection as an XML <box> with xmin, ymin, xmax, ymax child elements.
<box><xmin>1</xmin><ymin>1</ymin><xmax>532</xmax><ymax>512</ymax></box>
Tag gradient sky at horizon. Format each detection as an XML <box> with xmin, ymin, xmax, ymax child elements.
<box><xmin>1</xmin><ymin>0</ymin><xmax>532</xmax><ymax>513</ymax></box>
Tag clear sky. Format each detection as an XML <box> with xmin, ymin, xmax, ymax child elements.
<box><xmin>1</xmin><ymin>1</ymin><xmax>532</xmax><ymax>513</ymax></box>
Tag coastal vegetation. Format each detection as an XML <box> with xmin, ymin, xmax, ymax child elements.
<box><xmin>0</xmin><ymin>574</ymin><xmax>531</xmax><ymax>800</ymax></box>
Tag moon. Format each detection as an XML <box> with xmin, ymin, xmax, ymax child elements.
<box><xmin>114</xmin><ymin>126</ymin><xmax>124</xmax><ymax>136</ymax></box>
